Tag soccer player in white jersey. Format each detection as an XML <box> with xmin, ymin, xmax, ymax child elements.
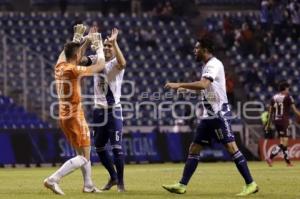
<box><xmin>82</xmin><ymin>28</ymin><xmax>127</xmax><ymax>192</ymax></box>
<box><xmin>162</xmin><ymin>37</ymin><xmax>258</xmax><ymax>196</ymax></box>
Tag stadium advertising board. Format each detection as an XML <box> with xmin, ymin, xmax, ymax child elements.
<box><xmin>259</xmin><ymin>139</ymin><xmax>300</xmax><ymax>160</ymax></box>
<box><xmin>0</xmin><ymin>130</ymin><xmax>234</xmax><ymax>165</ymax></box>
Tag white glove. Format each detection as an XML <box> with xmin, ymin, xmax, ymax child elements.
<box><xmin>72</xmin><ymin>24</ymin><xmax>87</xmax><ymax>43</ymax></box>
<box><xmin>91</xmin><ymin>32</ymin><xmax>103</xmax><ymax>51</ymax></box>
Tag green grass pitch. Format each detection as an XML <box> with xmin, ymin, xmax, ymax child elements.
<box><xmin>0</xmin><ymin>162</ymin><xmax>299</xmax><ymax>199</ymax></box>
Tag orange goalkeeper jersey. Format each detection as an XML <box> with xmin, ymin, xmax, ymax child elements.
<box><xmin>55</xmin><ymin>62</ymin><xmax>89</xmax><ymax>118</ymax></box>
<box><xmin>55</xmin><ymin>62</ymin><xmax>91</xmax><ymax>147</ymax></box>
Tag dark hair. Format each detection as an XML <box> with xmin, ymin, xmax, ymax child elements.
<box><xmin>278</xmin><ymin>81</ymin><xmax>290</xmax><ymax>92</ymax></box>
<box><xmin>64</xmin><ymin>42</ymin><xmax>81</xmax><ymax>60</ymax></box>
<box><xmin>197</xmin><ymin>37</ymin><xmax>215</xmax><ymax>54</ymax></box>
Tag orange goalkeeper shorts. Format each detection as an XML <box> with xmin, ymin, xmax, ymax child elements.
<box><xmin>59</xmin><ymin>114</ymin><xmax>90</xmax><ymax>148</ymax></box>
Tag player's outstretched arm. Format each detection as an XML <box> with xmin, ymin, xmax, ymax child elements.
<box><xmin>291</xmin><ymin>104</ymin><xmax>300</xmax><ymax>117</ymax></box>
<box><xmin>165</xmin><ymin>78</ymin><xmax>211</xmax><ymax>90</ymax></box>
<box><xmin>177</xmin><ymin>88</ymin><xmax>200</xmax><ymax>94</ymax></box>
<box><xmin>83</xmin><ymin>31</ymin><xmax>105</xmax><ymax>74</ymax></box>
<box><xmin>56</xmin><ymin>50</ymin><xmax>67</xmax><ymax>65</ymax></box>
<box><xmin>78</xmin><ymin>26</ymin><xmax>96</xmax><ymax>66</ymax></box>
<box><xmin>108</xmin><ymin>28</ymin><xmax>126</xmax><ymax>70</ymax></box>
<box><xmin>56</xmin><ymin>24</ymin><xmax>87</xmax><ymax>65</ymax></box>
<box><xmin>79</xmin><ymin>37</ymin><xmax>91</xmax><ymax>59</ymax></box>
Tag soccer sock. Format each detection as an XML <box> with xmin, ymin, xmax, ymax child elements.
<box><xmin>270</xmin><ymin>145</ymin><xmax>282</xmax><ymax>159</ymax></box>
<box><xmin>80</xmin><ymin>160</ymin><xmax>93</xmax><ymax>187</ymax></box>
<box><xmin>49</xmin><ymin>155</ymin><xmax>88</xmax><ymax>182</ymax></box>
<box><xmin>112</xmin><ymin>148</ymin><xmax>125</xmax><ymax>185</ymax></box>
<box><xmin>281</xmin><ymin>146</ymin><xmax>291</xmax><ymax>164</ymax></box>
<box><xmin>232</xmin><ymin>151</ymin><xmax>253</xmax><ymax>185</ymax></box>
<box><xmin>179</xmin><ymin>154</ymin><xmax>200</xmax><ymax>185</ymax></box>
<box><xmin>96</xmin><ymin>149</ymin><xmax>117</xmax><ymax>180</ymax></box>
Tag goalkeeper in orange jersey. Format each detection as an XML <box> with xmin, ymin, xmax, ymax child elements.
<box><xmin>43</xmin><ymin>24</ymin><xmax>105</xmax><ymax>195</ymax></box>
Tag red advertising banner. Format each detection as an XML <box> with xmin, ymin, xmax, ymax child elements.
<box><xmin>259</xmin><ymin>139</ymin><xmax>300</xmax><ymax>160</ymax></box>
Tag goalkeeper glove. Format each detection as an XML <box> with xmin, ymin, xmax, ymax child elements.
<box><xmin>91</xmin><ymin>33</ymin><xmax>103</xmax><ymax>51</ymax></box>
<box><xmin>72</xmin><ymin>24</ymin><xmax>87</xmax><ymax>43</ymax></box>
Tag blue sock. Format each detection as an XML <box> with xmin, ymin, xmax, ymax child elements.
<box><xmin>112</xmin><ymin>148</ymin><xmax>124</xmax><ymax>185</ymax></box>
<box><xmin>232</xmin><ymin>151</ymin><xmax>253</xmax><ymax>184</ymax></box>
<box><xmin>179</xmin><ymin>154</ymin><xmax>200</xmax><ymax>185</ymax></box>
<box><xmin>96</xmin><ymin>149</ymin><xmax>117</xmax><ymax>180</ymax></box>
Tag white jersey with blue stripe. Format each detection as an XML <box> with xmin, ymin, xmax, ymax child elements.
<box><xmin>201</xmin><ymin>57</ymin><xmax>229</xmax><ymax>117</ymax></box>
<box><xmin>91</xmin><ymin>56</ymin><xmax>125</xmax><ymax>108</ymax></box>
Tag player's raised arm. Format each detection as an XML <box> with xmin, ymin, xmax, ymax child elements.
<box><xmin>79</xmin><ymin>26</ymin><xmax>98</xmax><ymax>66</ymax></box>
<box><xmin>56</xmin><ymin>50</ymin><xmax>67</xmax><ymax>66</ymax></box>
<box><xmin>81</xmin><ymin>31</ymin><xmax>105</xmax><ymax>74</ymax></box>
<box><xmin>79</xmin><ymin>37</ymin><xmax>91</xmax><ymax>59</ymax></box>
<box><xmin>56</xmin><ymin>24</ymin><xmax>87</xmax><ymax>65</ymax></box>
<box><xmin>108</xmin><ymin>28</ymin><xmax>126</xmax><ymax>70</ymax></box>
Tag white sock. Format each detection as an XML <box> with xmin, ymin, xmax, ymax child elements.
<box><xmin>81</xmin><ymin>160</ymin><xmax>93</xmax><ymax>187</ymax></box>
<box><xmin>49</xmin><ymin>155</ymin><xmax>88</xmax><ymax>182</ymax></box>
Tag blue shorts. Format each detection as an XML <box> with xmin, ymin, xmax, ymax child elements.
<box><xmin>93</xmin><ymin>107</ymin><xmax>123</xmax><ymax>149</ymax></box>
<box><xmin>194</xmin><ymin>109</ymin><xmax>235</xmax><ymax>146</ymax></box>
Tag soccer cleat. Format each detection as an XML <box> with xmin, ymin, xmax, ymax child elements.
<box><xmin>43</xmin><ymin>178</ymin><xmax>65</xmax><ymax>195</ymax></box>
<box><xmin>100</xmin><ymin>178</ymin><xmax>118</xmax><ymax>191</ymax></box>
<box><xmin>265</xmin><ymin>158</ymin><xmax>273</xmax><ymax>167</ymax></box>
<box><xmin>162</xmin><ymin>183</ymin><xmax>187</xmax><ymax>194</ymax></box>
<box><xmin>117</xmin><ymin>184</ymin><xmax>126</xmax><ymax>192</ymax></box>
<box><xmin>287</xmin><ymin>163</ymin><xmax>294</xmax><ymax>167</ymax></box>
<box><xmin>83</xmin><ymin>186</ymin><xmax>102</xmax><ymax>193</ymax></box>
<box><xmin>236</xmin><ymin>182</ymin><xmax>259</xmax><ymax>196</ymax></box>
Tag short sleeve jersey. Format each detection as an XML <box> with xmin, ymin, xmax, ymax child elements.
<box><xmin>201</xmin><ymin>57</ymin><xmax>229</xmax><ymax>117</ymax></box>
<box><xmin>271</xmin><ymin>93</ymin><xmax>294</xmax><ymax>126</ymax></box>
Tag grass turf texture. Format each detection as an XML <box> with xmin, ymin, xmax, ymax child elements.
<box><xmin>0</xmin><ymin>162</ymin><xmax>299</xmax><ymax>199</ymax></box>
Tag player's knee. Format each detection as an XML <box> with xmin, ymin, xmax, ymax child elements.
<box><xmin>95</xmin><ymin>146</ymin><xmax>106</xmax><ymax>153</ymax></box>
<box><xmin>83</xmin><ymin>155</ymin><xmax>90</xmax><ymax>161</ymax></box>
<box><xmin>112</xmin><ymin>150</ymin><xmax>124</xmax><ymax>161</ymax></box>
<box><xmin>189</xmin><ymin>143</ymin><xmax>202</xmax><ymax>154</ymax></box>
<box><xmin>78</xmin><ymin>155</ymin><xmax>89</xmax><ymax>163</ymax></box>
<box><xmin>112</xmin><ymin>145</ymin><xmax>124</xmax><ymax>158</ymax></box>
<box><xmin>281</xmin><ymin>145</ymin><xmax>287</xmax><ymax>151</ymax></box>
<box><xmin>82</xmin><ymin>150</ymin><xmax>91</xmax><ymax>161</ymax></box>
<box><xmin>225</xmin><ymin>142</ymin><xmax>239</xmax><ymax>154</ymax></box>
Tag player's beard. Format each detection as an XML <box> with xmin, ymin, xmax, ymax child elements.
<box><xmin>195</xmin><ymin>54</ymin><xmax>203</xmax><ymax>62</ymax></box>
<box><xmin>104</xmin><ymin>51</ymin><xmax>111</xmax><ymax>60</ymax></box>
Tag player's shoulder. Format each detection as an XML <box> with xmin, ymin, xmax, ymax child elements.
<box><xmin>55</xmin><ymin>62</ymin><xmax>73</xmax><ymax>69</ymax></box>
<box><xmin>271</xmin><ymin>93</ymin><xmax>279</xmax><ymax>102</ymax></box>
<box><xmin>285</xmin><ymin>94</ymin><xmax>294</xmax><ymax>101</ymax></box>
<box><xmin>55</xmin><ymin>61</ymin><xmax>65</xmax><ymax>69</ymax></box>
<box><xmin>272</xmin><ymin>93</ymin><xmax>278</xmax><ymax>98</ymax></box>
<box><xmin>206</xmin><ymin>57</ymin><xmax>223</xmax><ymax>68</ymax></box>
<box><xmin>55</xmin><ymin>62</ymin><xmax>67</xmax><ymax>74</ymax></box>
<box><xmin>55</xmin><ymin>62</ymin><xmax>78</xmax><ymax>76</ymax></box>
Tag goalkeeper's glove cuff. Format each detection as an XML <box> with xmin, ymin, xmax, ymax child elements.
<box><xmin>91</xmin><ymin>33</ymin><xmax>103</xmax><ymax>51</ymax></box>
<box><xmin>72</xmin><ymin>33</ymin><xmax>83</xmax><ymax>43</ymax></box>
<box><xmin>96</xmin><ymin>48</ymin><xmax>105</xmax><ymax>61</ymax></box>
<box><xmin>92</xmin><ymin>41</ymin><xmax>103</xmax><ymax>51</ymax></box>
